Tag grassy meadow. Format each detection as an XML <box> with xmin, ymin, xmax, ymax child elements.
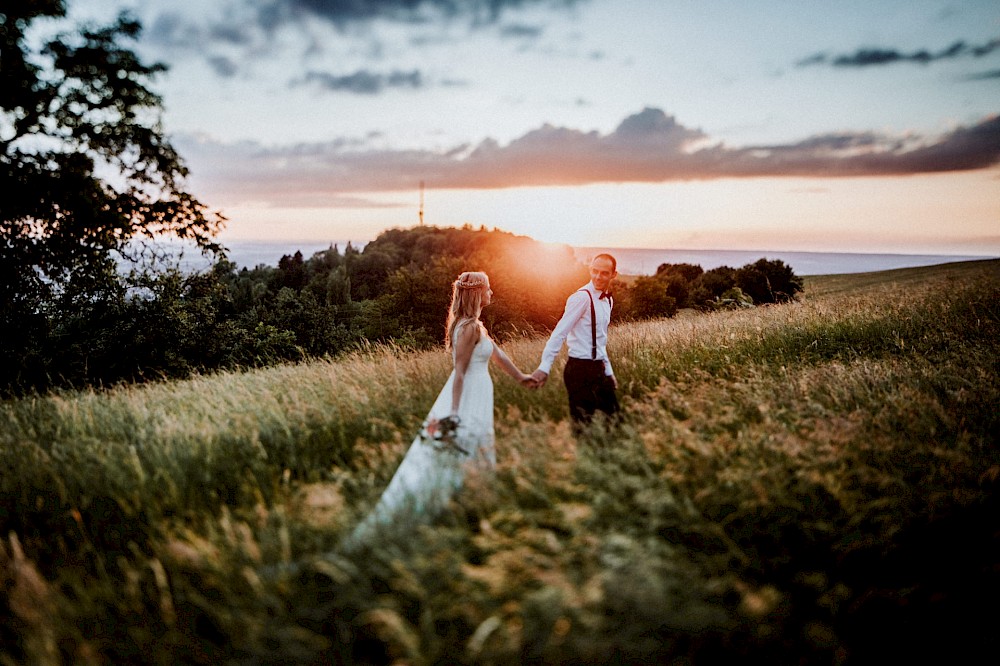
<box><xmin>1</xmin><ymin>259</ymin><xmax>998</xmax><ymax>664</ymax></box>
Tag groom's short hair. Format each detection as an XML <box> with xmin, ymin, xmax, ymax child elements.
<box><xmin>593</xmin><ymin>253</ymin><xmax>617</xmax><ymax>273</ymax></box>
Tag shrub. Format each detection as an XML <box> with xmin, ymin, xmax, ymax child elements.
<box><xmin>628</xmin><ymin>275</ymin><xmax>679</xmax><ymax>319</ymax></box>
<box><xmin>736</xmin><ymin>259</ymin><xmax>803</xmax><ymax>304</ymax></box>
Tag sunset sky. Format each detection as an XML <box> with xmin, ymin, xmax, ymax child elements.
<box><xmin>65</xmin><ymin>0</ymin><xmax>1000</xmax><ymax>254</ymax></box>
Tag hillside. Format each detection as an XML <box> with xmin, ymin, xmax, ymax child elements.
<box><xmin>1</xmin><ymin>259</ymin><xmax>997</xmax><ymax>664</ymax></box>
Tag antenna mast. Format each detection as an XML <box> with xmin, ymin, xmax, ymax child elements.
<box><xmin>418</xmin><ymin>180</ymin><xmax>425</xmax><ymax>225</ymax></box>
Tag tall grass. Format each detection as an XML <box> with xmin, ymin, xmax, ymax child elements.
<box><xmin>1</xmin><ymin>259</ymin><xmax>997</xmax><ymax>664</ymax></box>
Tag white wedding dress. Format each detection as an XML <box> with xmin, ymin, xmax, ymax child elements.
<box><xmin>345</xmin><ymin>326</ymin><xmax>496</xmax><ymax>546</ymax></box>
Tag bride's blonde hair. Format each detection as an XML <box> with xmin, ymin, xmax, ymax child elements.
<box><xmin>445</xmin><ymin>271</ymin><xmax>489</xmax><ymax>350</ymax></box>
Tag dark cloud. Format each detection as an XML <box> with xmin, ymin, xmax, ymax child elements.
<box><xmin>795</xmin><ymin>53</ymin><xmax>827</xmax><ymax>67</ymax></box>
<box><xmin>146</xmin><ymin>13</ymin><xmax>246</xmax><ymax>77</ymax></box>
<box><xmin>971</xmin><ymin>39</ymin><xmax>1000</xmax><ymax>56</ymax></box>
<box><xmin>145</xmin><ymin>12</ymin><xmax>253</xmax><ymax>76</ymax></box>
<box><xmin>271</xmin><ymin>0</ymin><xmax>583</xmax><ymax>28</ymax></box>
<box><xmin>209</xmin><ymin>24</ymin><xmax>255</xmax><ymax>46</ymax></box>
<box><xmin>840</xmin><ymin>48</ymin><xmax>931</xmax><ymax>66</ymax></box>
<box><xmin>295</xmin><ymin>68</ymin><xmax>424</xmax><ymax>93</ymax></box>
<box><xmin>963</xmin><ymin>69</ymin><xmax>1000</xmax><ymax>81</ymax></box>
<box><xmin>726</xmin><ymin>116</ymin><xmax>1000</xmax><ymax>176</ymax></box>
<box><xmin>499</xmin><ymin>23</ymin><xmax>544</xmax><ymax>39</ymax></box>
<box><xmin>799</xmin><ymin>37</ymin><xmax>1000</xmax><ymax>68</ymax></box>
<box><xmin>612</xmin><ymin>107</ymin><xmax>705</xmax><ymax>145</ymax></box>
<box><xmin>180</xmin><ymin>108</ymin><xmax>1000</xmax><ymax>206</ymax></box>
<box><xmin>207</xmin><ymin>55</ymin><xmax>239</xmax><ymax>77</ymax></box>
<box><xmin>231</xmin><ymin>0</ymin><xmax>585</xmax><ymax>37</ymax></box>
<box><xmin>147</xmin><ymin>12</ymin><xmax>202</xmax><ymax>49</ymax></box>
<box><xmin>145</xmin><ymin>1</ymin><xmax>583</xmax><ymax>82</ymax></box>
<box><xmin>747</xmin><ymin>132</ymin><xmax>888</xmax><ymax>155</ymax></box>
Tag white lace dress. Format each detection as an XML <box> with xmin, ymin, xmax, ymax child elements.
<box><xmin>346</xmin><ymin>328</ymin><xmax>496</xmax><ymax>545</ymax></box>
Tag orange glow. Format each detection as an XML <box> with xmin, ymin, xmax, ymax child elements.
<box><xmin>214</xmin><ymin>169</ymin><xmax>1000</xmax><ymax>256</ymax></box>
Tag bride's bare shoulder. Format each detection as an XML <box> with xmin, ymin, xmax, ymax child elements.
<box><xmin>453</xmin><ymin>318</ymin><xmax>482</xmax><ymax>343</ymax></box>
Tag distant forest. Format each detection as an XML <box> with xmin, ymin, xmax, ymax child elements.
<box><xmin>2</xmin><ymin>225</ymin><xmax>801</xmax><ymax>395</ymax></box>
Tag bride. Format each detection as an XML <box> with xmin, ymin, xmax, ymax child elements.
<box><xmin>347</xmin><ymin>271</ymin><xmax>534</xmax><ymax>545</ymax></box>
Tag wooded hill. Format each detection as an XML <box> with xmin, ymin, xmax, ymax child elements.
<box><xmin>3</xmin><ymin>225</ymin><xmax>801</xmax><ymax>396</ymax></box>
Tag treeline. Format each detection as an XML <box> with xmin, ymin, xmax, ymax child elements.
<box><xmin>1</xmin><ymin>225</ymin><xmax>801</xmax><ymax>396</ymax></box>
<box><xmin>2</xmin><ymin>226</ymin><xmax>586</xmax><ymax>394</ymax></box>
<box><xmin>624</xmin><ymin>258</ymin><xmax>804</xmax><ymax>319</ymax></box>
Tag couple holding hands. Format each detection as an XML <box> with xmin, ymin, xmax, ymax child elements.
<box><xmin>468</xmin><ymin>252</ymin><xmax>620</xmax><ymax>416</ymax></box>
<box><xmin>349</xmin><ymin>253</ymin><xmax>621</xmax><ymax>540</ymax></box>
<box><xmin>443</xmin><ymin>251</ymin><xmax>620</xmax><ymax>446</ymax></box>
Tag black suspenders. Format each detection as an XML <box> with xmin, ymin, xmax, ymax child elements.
<box><xmin>579</xmin><ymin>289</ymin><xmax>597</xmax><ymax>360</ymax></box>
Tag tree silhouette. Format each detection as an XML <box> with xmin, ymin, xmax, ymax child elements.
<box><xmin>628</xmin><ymin>275</ymin><xmax>678</xmax><ymax>319</ymax></box>
<box><xmin>1</xmin><ymin>2</ymin><xmax>223</xmax><ymax>390</ymax></box>
<box><xmin>1</xmin><ymin>3</ymin><xmax>222</xmax><ymax>301</ymax></box>
<box><xmin>735</xmin><ymin>259</ymin><xmax>804</xmax><ymax>304</ymax></box>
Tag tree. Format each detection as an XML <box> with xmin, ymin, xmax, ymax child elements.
<box><xmin>628</xmin><ymin>275</ymin><xmax>678</xmax><ymax>319</ymax></box>
<box><xmin>735</xmin><ymin>258</ymin><xmax>803</xmax><ymax>304</ymax></box>
<box><xmin>710</xmin><ymin>286</ymin><xmax>754</xmax><ymax>310</ymax></box>
<box><xmin>689</xmin><ymin>266</ymin><xmax>737</xmax><ymax>309</ymax></box>
<box><xmin>656</xmin><ymin>262</ymin><xmax>703</xmax><ymax>283</ymax></box>
<box><xmin>0</xmin><ymin>4</ymin><xmax>223</xmax><ymax>300</ymax></box>
<box><xmin>1</xmin><ymin>2</ymin><xmax>223</xmax><ymax>391</ymax></box>
<box><xmin>274</xmin><ymin>251</ymin><xmax>307</xmax><ymax>291</ymax></box>
<box><xmin>377</xmin><ymin>256</ymin><xmax>466</xmax><ymax>345</ymax></box>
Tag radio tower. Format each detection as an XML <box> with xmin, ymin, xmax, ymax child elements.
<box><xmin>418</xmin><ymin>180</ymin><xmax>425</xmax><ymax>225</ymax></box>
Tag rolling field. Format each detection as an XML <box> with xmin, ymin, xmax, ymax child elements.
<box><xmin>2</xmin><ymin>259</ymin><xmax>998</xmax><ymax>664</ymax></box>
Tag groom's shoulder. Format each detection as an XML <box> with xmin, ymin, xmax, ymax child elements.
<box><xmin>561</xmin><ymin>288</ymin><xmax>591</xmax><ymax>312</ymax></box>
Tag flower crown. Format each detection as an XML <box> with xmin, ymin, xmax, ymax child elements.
<box><xmin>455</xmin><ymin>275</ymin><xmax>487</xmax><ymax>290</ymax></box>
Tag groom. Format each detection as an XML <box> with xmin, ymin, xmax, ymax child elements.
<box><xmin>531</xmin><ymin>253</ymin><xmax>620</xmax><ymax>426</ymax></box>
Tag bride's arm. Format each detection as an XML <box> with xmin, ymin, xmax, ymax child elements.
<box><xmin>491</xmin><ymin>342</ymin><xmax>532</xmax><ymax>384</ymax></box>
<box><xmin>451</xmin><ymin>321</ymin><xmax>479</xmax><ymax>415</ymax></box>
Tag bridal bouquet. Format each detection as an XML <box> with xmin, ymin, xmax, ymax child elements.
<box><xmin>421</xmin><ymin>415</ymin><xmax>468</xmax><ymax>455</ymax></box>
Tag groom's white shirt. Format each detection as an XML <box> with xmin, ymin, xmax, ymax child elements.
<box><xmin>537</xmin><ymin>281</ymin><xmax>614</xmax><ymax>377</ymax></box>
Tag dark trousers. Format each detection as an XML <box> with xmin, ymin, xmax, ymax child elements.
<box><xmin>563</xmin><ymin>357</ymin><xmax>619</xmax><ymax>425</ymax></box>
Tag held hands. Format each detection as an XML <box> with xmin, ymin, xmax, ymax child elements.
<box><xmin>529</xmin><ymin>369</ymin><xmax>548</xmax><ymax>389</ymax></box>
<box><xmin>517</xmin><ymin>370</ymin><xmax>547</xmax><ymax>390</ymax></box>
<box><xmin>517</xmin><ymin>370</ymin><xmax>612</xmax><ymax>390</ymax></box>
<box><xmin>517</xmin><ymin>370</ymin><xmax>611</xmax><ymax>390</ymax></box>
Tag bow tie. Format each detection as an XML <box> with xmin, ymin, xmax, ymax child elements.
<box><xmin>599</xmin><ymin>291</ymin><xmax>612</xmax><ymax>300</ymax></box>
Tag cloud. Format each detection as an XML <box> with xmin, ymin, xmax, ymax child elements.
<box><xmin>259</xmin><ymin>0</ymin><xmax>584</xmax><ymax>29</ymax></box>
<box><xmin>146</xmin><ymin>11</ymin><xmax>255</xmax><ymax>76</ymax></box>
<box><xmin>963</xmin><ymin>69</ymin><xmax>1000</xmax><ymax>81</ymax></box>
<box><xmin>209</xmin><ymin>23</ymin><xmax>255</xmax><ymax>46</ymax></box>
<box><xmin>179</xmin><ymin>108</ymin><xmax>1000</xmax><ymax>207</ymax></box>
<box><xmin>147</xmin><ymin>12</ymin><xmax>203</xmax><ymax>50</ymax></box>
<box><xmin>794</xmin><ymin>53</ymin><xmax>827</xmax><ymax>67</ymax></box>
<box><xmin>295</xmin><ymin>69</ymin><xmax>425</xmax><ymax>94</ymax></box>
<box><xmin>143</xmin><ymin>0</ymin><xmax>581</xmax><ymax>85</ymax></box>
<box><xmin>799</xmin><ymin>36</ymin><xmax>1000</xmax><ymax>68</ymax></box>
<box><xmin>207</xmin><ymin>55</ymin><xmax>239</xmax><ymax>77</ymax></box>
<box><xmin>499</xmin><ymin>23</ymin><xmax>545</xmax><ymax>39</ymax></box>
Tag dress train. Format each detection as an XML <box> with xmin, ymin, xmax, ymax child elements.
<box><xmin>344</xmin><ymin>331</ymin><xmax>495</xmax><ymax>547</ymax></box>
